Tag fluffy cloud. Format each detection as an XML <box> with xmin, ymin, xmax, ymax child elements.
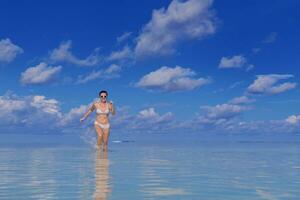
<box><xmin>30</xmin><ymin>95</ymin><xmax>61</xmax><ymax>116</ymax></box>
<box><xmin>0</xmin><ymin>95</ymin><xmax>26</xmax><ymax>121</ymax></box>
<box><xmin>168</xmin><ymin>103</ymin><xmax>251</xmax><ymax>133</ymax></box>
<box><xmin>76</xmin><ymin>70</ymin><xmax>102</xmax><ymax>84</ymax></box>
<box><xmin>20</xmin><ymin>62</ymin><xmax>62</xmax><ymax>85</ymax></box>
<box><xmin>50</xmin><ymin>40</ymin><xmax>101</xmax><ymax>66</ymax></box>
<box><xmin>0</xmin><ymin>97</ymin><xmax>26</xmax><ymax>125</ymax></box>
<box><xmin>229</xmin><ymin>96</ymin><xmax>255</xmax><ymax>105</ymax></box>
<box><xmin>119</xmin><ymin>107</ymin><xmax>174</xmax><ymax>133</ymax></box>
<box><xmin>117</xmin><ymin>32</ymin><xmax>132</xmax><ymax>43</ymax></box>
<box><xmin>134</xmin><ymin>0</ymin><xmax>217</xmax><ymax>58</ymax></box>
<box><xmin>180</xmin><ymin>103</ymin><xmax>300</xmax><ymax>134</ymax></box>
<box><xmin>0</xmin><ymin>38</ymin><xmax>23</xmax><ymax>63</ymax></box>
<box><xmin>0</xmin><ymin>93</ymin><xmax>130</xmax><ymax>134</ymax></box>
<box><xmin>218</xmin><ymin>55</ymin><xmax>250</xmax><ymax>69</ymax></box>
<box><xmin>1</xmin><ymin>92</ymin><xmax>299</xmax><ymax>135</ymax></box>
<box><xmin>104</xmin><ymin>64</ymin><xmax>121</xmax><ymax>74</ymax></box>
<box><xmin>201</xmin><ymin>103</ymin><xmax>249</xmax><ymax>120</ymax></box>
<box><xmin>73</xmin><ymin>104</ymin><xmax>175</xmax><ymax>134</ymax></box>
<box><xmin>136</xmin><ymin>66</ymin><xmax>211</xmax><ymax>92</ymax></box>
<box><xmin>138</xmin><ymin>107</ymin><xmax>173</xmax><ymax>123</ymax></box>
<box><xmin>181</xmin><ymin>92</ymin><xmax>254</xmax><ymax>132</ymax></box>
<box><xmin>286</xmin><ymin>115</ymin><xmax>300</xmax><ymax>125</ymax></box>
<box><xmin>0</xmin><ymin>93</ymin><xmax>92</xmax><ymax>134</ymax></box>
<box><xmin>60</xmin><ymin>105</ymin><xmax>88</xmax><ymax>126</ymax></box>
<box><xmin>76</xmin><ymin>64</ymin><xmax>121</xmax><ymax>84</ymax></box>
<box><xmin>247</xmin><ymin>74</ymin><xmax>297</xmax><ymax>95</ymax></box>
<box><xmin>229</xmin><ymin>116</ymin><xmax>300</xmax><ymax>134</ymax></box>
<box><xmin>0</xmin><ymin>93</ymin><xmax>62</xmax><ymax>129</ymax></box>
<box><xmin>107</xmin><ymin>46</ymin><xmax>133</xmax><ymax>61</ymax></box>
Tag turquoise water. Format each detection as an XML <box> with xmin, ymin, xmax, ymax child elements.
<box><xmin>0</xmin><ymin>133</ymin><xmax>300</xmax><ymax>199</ymax></box>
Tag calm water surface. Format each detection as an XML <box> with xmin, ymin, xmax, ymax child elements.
<box><xmin>0</xmin><ymin>133</ymin><xmax>299</xmax><ymax>199</ymax></box>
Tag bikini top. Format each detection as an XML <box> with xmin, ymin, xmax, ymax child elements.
<box><xmin>96</xmin><ymin>102</ymin><xmax>110</xmax><ymax>116</ymax></box>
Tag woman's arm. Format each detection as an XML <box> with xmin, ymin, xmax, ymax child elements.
<box><xmin>80</xmin><ymin>103</ymin><xmax>95</xmax><ymax>122</ymax></box>
<box><xmin>109</xmin><ymin>101</ymin><xmax>116</xmax><ymax>116</ymax></box>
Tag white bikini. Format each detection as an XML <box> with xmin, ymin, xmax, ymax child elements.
<box><xmin>94</xmin><ymin>102</ymin><xmax>110</xmax><ymax>129</ymax></box>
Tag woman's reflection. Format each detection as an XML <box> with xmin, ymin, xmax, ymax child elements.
<box><xmin>93</xmin><ymin>150</ymin><xmax>111</xmax><ymax>200</ymax></box>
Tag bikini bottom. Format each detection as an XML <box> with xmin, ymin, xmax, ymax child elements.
<box><xmin>94</xmin><ymin>121</ymin><xmax>110</xmax><ymax>129</ymax></box>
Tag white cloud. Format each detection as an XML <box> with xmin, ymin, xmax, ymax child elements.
<box><xmin>246</xmin><ymin>64</ymin><xmax>255</xmax><ymax>71</ymax></box>
<box><xmin>175</xmin><ymin>103</ymin><xmax>251</xmax><ymax>133</ymax></box>
<box><xmin>108</xmin><ymin>106</ymin><xmax>135</xmax><ymax>128</ymax></box>
<box><xmin>229</xmin><ymin>81</ymin><xmax>244</xmax><ymax>89</ymax></box>
<box><xmin>107</xmin><ymin>46</ymin><xmax>132</xmax><ymax>61</ymax></box>
<box><xmin>226</xmin><ymin>121</ymin><xmax>282</xmax><ymax>134</ymax></box>
<box><xmin>136</xmin><ymin>66</ymin><xmax>211</xmax><ymax>92</ymax></box>
<box><xmin>127</xmin><ymin>107</ymin><xmax>174</xmax><ymax>132</ymax></box>
<box><xmin>76</xmin><ymin>64</ymin><xmax>121</xmax><ymax>84</ymax></box>
<box><xmin>138</xmin><ymin>107</ymin><xmax>173</xmax><ymax>123</ymax></box>
<box><xmin>247</xmin><ymin>74</ymin><xmax>297</xmax><ymax>95</ymax></box>
<box><xmin>0</xmin><ymin>93</ymin><xmax>173</xmax><ymax>134</ymax></box>
<box><xmin>0</xmin><ymin>96</ymin><xmax>27</xmax><ymax>124</ymax></box>
<box><xmin>30</xmin><ymin>95</ymin><xmax>61</xmax><ymax>116</ymax></box>
<box><xmin>138</xmin><ymin>107</ymin><xmax>159</xmax><ymax>119</ymax></box>
<box><xmin>50</xmin><ymin>40</ymin><xmax>101</xmax><ymax>66</ymax></box>
<box><xmin>286</xmin><ymin>115</ymin><xmax>300</xmax><ymax>125</ymax></box>
<box><xmin>61</xmin><ymin>105</ymin><xmax>88</xmax><ymax>126</ymax></box>
<box><xmin>263</xmin><ymin>32</ymin><xmax>277</xmax><ymax>44</ymax></box>
<box><xmin>97</xmin><ymin>105</ymin><xmax>176</xmax><ymax>134</ymax></box>
<box><xmin>134</xmin><ymin>0</ymin><xmax>217</xmax><ymax>58</ymax></box>
<box><xmin>0</xmin><ymin>93</ymin><xmax>92</xmax><ymax>134</ymax></box>
<box><xmin>0</xmin><ymin>38</ymin><xmax>23</xmax><ymax>63</ymax></box>
<box><xmin>218</xmin><ymin>55</ymin><xmax>247</xmax><ymax>69</ymax></box>
<box><xmin>1</xmin><ymin>92</ymin><xmax>300</xmax><ymax>135</ymax></box>
<box><xmin>234</xmin><ymin>116</ymin><xmax>300</xmax><ymax>134</ymax></box>
<box><xmin>0</xmin><ymin>93</ymin><xmax>62</xmax><ymax>128</ymax></box>
<box><xmin>201</xmin><ymin>103</ymin><xmax>249</xmax><ymax>120</ymax></box>
<box><xmin>104</xmin><ymin>64</ymin><xmax>121</xmax><ymax>74</ymax></box>
<box><xmin>0</xmin><ymin>95</ymin><xmax>26</xmax><ymax>116</ymax></box>
<box><xmin>20</xmin><ymin>62</ymin><xmax>62</xmax><ymax>85</ymax></box>
<box><xmin>76</xmin><ymin>70</ymin><xmax>102</xmax><ymax>84</ymax></box>
<box><xmin>117</xmin><ymin>32</ymin><xmax>132</xmax><ymax>43</ymax></box>
<box><xmin>229</xmin><ymin>96</ymin><xmax>255</xmax><ymax>105</ymax></box>
<box><xmin>171</xmin><ymin>106</ymin><xmax>300</xmax><ymax>135</ymax></box>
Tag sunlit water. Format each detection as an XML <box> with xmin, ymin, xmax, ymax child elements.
<box><xmin>0</xmin><ymin>133</ymin><xmax>300</xmax><ymax>199</ymax></box>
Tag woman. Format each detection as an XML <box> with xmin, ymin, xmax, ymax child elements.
<box><xmin>80</xmin><ymin>90</ymin><xmax>115</xmax><ymax>151</ymax></box>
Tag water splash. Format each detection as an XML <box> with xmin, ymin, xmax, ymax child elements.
<box><xmin>79</xmin><ymin>126</ymin><xmax>98</xmax><ymax>149</ymax></box>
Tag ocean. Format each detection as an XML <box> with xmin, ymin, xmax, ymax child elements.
<box><xmin>0</xmin><ymin>133</ymin><xmax>299</xmax><ymax>199</ymax></box>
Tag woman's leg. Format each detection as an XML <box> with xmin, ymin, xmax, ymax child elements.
<box><xmin>94</xmin><ymin>124</ymin><xmax>104</xmax><ymax>148</ymax></box>
<box><xmin>102</xmin><ymin>128</ymin><xmax>110</xmax><ymax>151</ymax></box>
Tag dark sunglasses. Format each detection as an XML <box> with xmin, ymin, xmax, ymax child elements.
<box><xmin>100</xmin><ymin>95</ymin><xmax>107</xmax><ymax>98</ymax></box>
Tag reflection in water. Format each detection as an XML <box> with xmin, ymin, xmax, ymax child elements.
<box><xmin>140</xmin><ymin>157</ymin><xmax>189</xmax><ymax>197</ymax></box>
<box><xmin>93</xmin><ymin>150</ymin><xmax>111</xmax><ymax>200</ymax></box>
<box><xmin>1</xmin><ymin>140</ymin><xmax>300</xmax><ymax>199</ymax></box>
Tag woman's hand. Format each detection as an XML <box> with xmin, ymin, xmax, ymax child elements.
<box><xmin>80</xmin><ymin>117</ymin><xmax>85</xmax><ymax>122</ymax></box>
<box><xmin>109</xmin><ymin>101</ymin><xmax>115</xmax><ymax>115</ymax></box>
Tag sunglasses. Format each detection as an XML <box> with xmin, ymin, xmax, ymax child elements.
<box><xmin>100</xmin><ymin>95</ymin><xmax>107</xmax><ymax>98</ymax></box>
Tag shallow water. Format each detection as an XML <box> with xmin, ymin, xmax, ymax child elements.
<box><xmin>0</xmin><ymin>133</ymin><xmax>300</xmax><ymax>199</ymax></box>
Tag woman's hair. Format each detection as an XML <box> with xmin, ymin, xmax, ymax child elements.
<box><xmin>99</xmin><ymin>90</ymin><xmax>108</xmax><ymax>96</ymax></box>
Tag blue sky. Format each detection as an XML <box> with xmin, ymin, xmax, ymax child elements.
<box><xmin>0</xmin><ymin>0</ymin><xmax>300</xmax><ymax>135</ymax></box>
